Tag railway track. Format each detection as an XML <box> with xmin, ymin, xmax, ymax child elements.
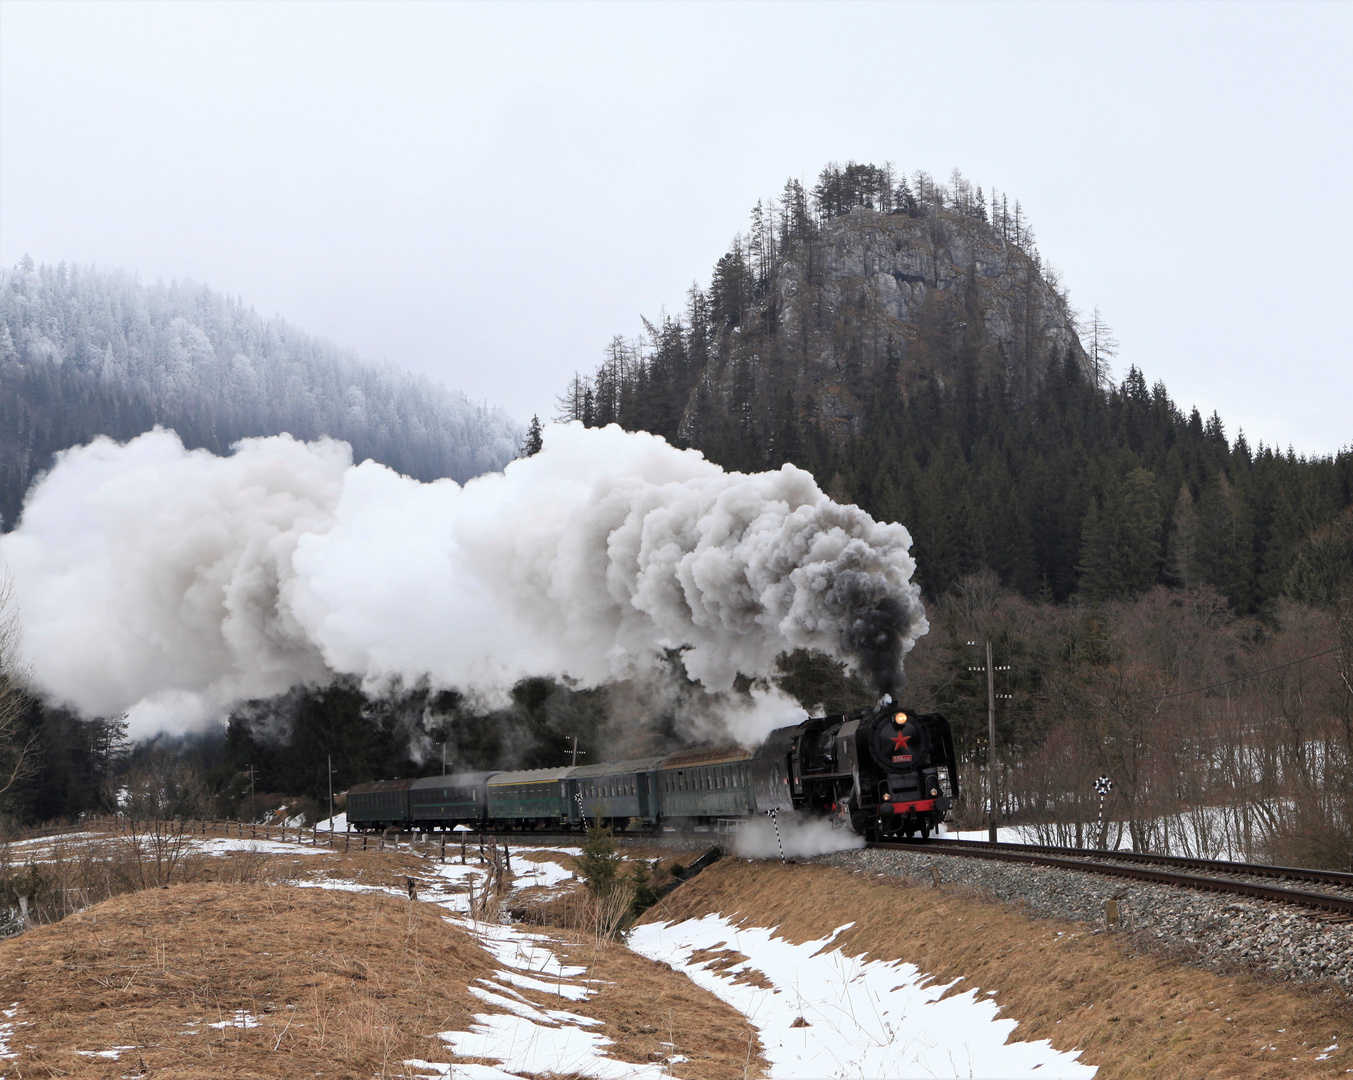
<box><xmin>869</xmin><ymin>837</ymin><xmax>1353</xmax><ymax>917</ymax></box>
<box><xmin>85</xmin><ymin>819</ymin><xmax>1353</xmax><ymax>916</ymax></box>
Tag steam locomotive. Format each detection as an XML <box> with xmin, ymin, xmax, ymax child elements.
<box><xmin>347</xmin><ymin>702</ymin><xmax>958</xmax><ymax>840</ymax></box>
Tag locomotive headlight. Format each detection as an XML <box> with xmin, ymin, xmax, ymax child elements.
<box><xmin>894</xmin><ymin>712</ymin><xmax>908</xmax><ymax>725</ymax></box>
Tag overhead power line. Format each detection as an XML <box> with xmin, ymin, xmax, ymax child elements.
<box><xmin>1108</xmin><ymin>645</ymin><xmax>1346</xmax><ymax>710</ymax></box>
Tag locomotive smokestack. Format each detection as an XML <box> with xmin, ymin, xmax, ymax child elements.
<box><xmin>842</xmin><ymin>596</ymin><xmax>911</xmax><ymax>699</ymax></box>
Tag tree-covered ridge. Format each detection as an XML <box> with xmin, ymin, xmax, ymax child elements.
<box><xmin>0</xmin><ymin>259</ymin><xmax>522</xmax><ymax>529</ymax></box>
<box><xmin>559</xmin><ymin>163</ymin><xmax>1353</xmax><ymax>611</ymax></box>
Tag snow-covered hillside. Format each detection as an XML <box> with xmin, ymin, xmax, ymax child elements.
<box><xmin>0</xmin><ymin>259</ymin><xmax>522</xmax><ymax>527</ymax></box>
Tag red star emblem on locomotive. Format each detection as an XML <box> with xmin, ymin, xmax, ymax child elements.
<box><xmin>891</xmin><ymin>731</ymin><xmax>911</xmax><ymax>752</ymax></box>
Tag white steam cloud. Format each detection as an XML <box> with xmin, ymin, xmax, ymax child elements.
<box><xmin>733</xmin><ymin>813</ymin><xmax>867</xmax><ymax>859</ymax></box>
<box><xmin>0</xmin><ymin>423</ymin><xmax>927</xmax><ymax>740</ymax></box>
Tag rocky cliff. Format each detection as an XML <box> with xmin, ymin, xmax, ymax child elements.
<box><xmin>689</xmin><ymin>203</ymin><xmax>1087</xmax><ymax>443</ymax></box>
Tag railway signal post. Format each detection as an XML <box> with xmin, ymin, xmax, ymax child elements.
<box><xmin>1095</xmin><ymin>775</ymin><xmax>1113</xmax><ymax>848</ymax></box>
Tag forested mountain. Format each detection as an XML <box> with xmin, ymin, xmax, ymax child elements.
<box><xmin>559</xmin><ymin>163</ymin><xmax>1353</xmax><ymax>612</ymax></box>
<box><xmin>0</xmin><ymin>259</ymin><xmax>522</xmax><ymax>528</ymax></box>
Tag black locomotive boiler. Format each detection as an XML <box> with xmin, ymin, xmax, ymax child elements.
<box><xmin>347</xmin><ymin>701</ymin><xmax>958</xmax><ymax>840</ymax></box>
<box><xmin>774</xmin><ymin>702</ymin><xmax>958</xmax><ymax>839</ymax></box>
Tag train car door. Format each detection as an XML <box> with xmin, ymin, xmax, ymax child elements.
<box><xmin>789</xmin><ymin>735</ymin><xmax>804</xmax><ymax>795</ymax></box>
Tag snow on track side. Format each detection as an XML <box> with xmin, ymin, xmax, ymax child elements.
<box><xmin>628</xmin><ymin>913</ymin><xmax>1098</xmax><ymax>1079</ymax></box>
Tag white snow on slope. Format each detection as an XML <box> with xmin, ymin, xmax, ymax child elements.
<box><xmin>508</xmin><ymin>857</ymin><xmax>575</xmax><ymax>890</ymax></box>
<box><xmin>194</xmin><ymin>837</ymin><xmax>326</xmax><ymax>857</ymax></box>
<box><xmin>0</xmin><ymin>1003</ymin><xmax>22</xmax><ymax>1066</ymax></box>
<box><xmin>628</xmin><ymin>913</ymin><xmax>1097</xmax><ymax>1080</ymax></box>
<box><xmin>293</xmin><ymin>846</ymin><xmax>669</xmax><ymax>1078</ymax></box>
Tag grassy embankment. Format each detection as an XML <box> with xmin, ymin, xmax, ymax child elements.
<box><xmin>638</xmin><ymin>858</ymin><xmax>1352</xmax><ymax>1080</ymax></box>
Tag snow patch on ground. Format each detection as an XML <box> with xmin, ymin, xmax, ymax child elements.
<box><xmin>75</xmin><ymin>1046</ymin><xmax>134</xmax><ymax>1060</ymax></box>
<box><xmin>299</xmin><ymin>850</ymin><xmax>668</xmax><ymax>1077</ymax></box>
<box><xmin>434</xmin><ymin>1012</ymin><xmax>666</xmax><ymax>1080</ymax></box>
<box><xmin>1</xmin><ymin>1003</ymin><xmax>24</xmax><ymax>1068</ymax></box>
<box><xmin>193</xmin><ymin>837</ymin><xmax>325</xmax><ymax>857</ymax></box>
<box><xmin>208</xmin><ymin>1010</ymin><xmax>260</xmax><ymax>1030</ymax></box>
<box><xmin>509</xmin><ymin>858</ymin><xmax>574</xmax><ymax>890</ymax></box>
<box><xmin>628</xmin><ymin>913</ymin><xmax>1097</xmax><ymax>1079</ymax></box>
<box><xmin>317</xmin><ymin>812</ymin><xmax>348</xmax><ymax>832</ymax></box>
<box><xmin>6</xmin><ymin>831</ymin><xmax>103</xmax><ymax>849</ymax></box>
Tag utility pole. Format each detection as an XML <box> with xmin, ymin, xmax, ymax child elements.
<box><xmin>986</xmin><ymin>641</ymin><xmax>997</xmax><ymax>843</ymax></box>
<box><xmin>328</xmin><ymin>755</ymin><xmax>335</xmax><ymax>829</ymax></box>
<box><xmin>442</xmin><ymin>741</ymin><xmax>448</xmax><ymax>776</ymax></box>
<box><xmin>969</xmin><ymin>640</ymin><xmax>1013</xmax><ymax>844</ymax></box>
<box><xmin>248</xmin><ymin>764</ymin><xmax>255</xmax><ymax>824</ymax></box>
<box><xmin>570</xmin><ymin>737</ymin><xmax>580</xmax><ymax>767</ymax></box>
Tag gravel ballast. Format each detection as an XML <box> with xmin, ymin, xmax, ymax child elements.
<box><xmin>820</xmin><ymin>846</ymin><xmax>1353</xmax><ymax>996</ymax></box>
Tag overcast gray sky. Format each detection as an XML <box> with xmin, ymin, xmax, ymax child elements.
<box><xmin>2</xmin><ymin>1</ymin><xmax>1349</xmax><ymax>455</ymax></box>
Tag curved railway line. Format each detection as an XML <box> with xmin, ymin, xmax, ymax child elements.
<box><xmin>383</xmin><ymin>824</ymin><xmax>1353</xmax><ymax>917</ymax></box>
<box><xmin>875</xmin><ymin>837</ymin><xmax>1353</xmax><ymax>917</ymax></box>
<box><xmin>81</xmin><ymin>819</ymin><xmax>1353</xmax><ymax>918</ymax></box>
<box><xmin>355</xmin><ymin>824</ymin><xmax>1353</xmax><ymax>916</ymax></box>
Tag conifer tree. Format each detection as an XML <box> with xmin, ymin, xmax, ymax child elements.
<box><xmin>521</xmin><ymin>414</ymin><xmax>544</xmax><ymax>457</ymax></box>
<box><xmin>1118</xmin><ymin>468</ymin><xmax>1164</xmax><ymax>594</ymax></box>
<box><xmin>1165</xmin><ymin>485</ymin><xmax>1201</xmax><ymax>590</ymax></box>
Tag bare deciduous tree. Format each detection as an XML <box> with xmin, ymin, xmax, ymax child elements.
<box><xmin>0</xmin><ymin>573</ymin><xmax>39</xmax><ymax>804</ymax></box>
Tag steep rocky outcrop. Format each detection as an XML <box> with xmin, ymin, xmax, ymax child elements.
<box><xmin>687</xmin><ymin>204</ymin><xmax>1087</xmax><ymax>444</ymax></box>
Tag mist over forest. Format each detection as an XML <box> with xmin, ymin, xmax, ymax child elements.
<box><xmin>0</xmin><ymin>258</ymin><xmax>522</xmax><ymax>529</ymax></box>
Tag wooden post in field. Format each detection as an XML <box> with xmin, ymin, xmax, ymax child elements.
<box><xmin>461</xmin><ymin>832</ymin><xmax>467</xmax><ymax>864</ymax></box>
<box><xmin>441</xmin><ymin>833</ymin><xmax>446</xmax><ymax>863</ymax></box>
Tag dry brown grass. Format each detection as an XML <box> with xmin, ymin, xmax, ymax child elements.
<box><xmin>528</xmin><ymin>929</ymin><xmax>766</xmax><ymax>1079</ymax></box>
<box><xmin>0</xmin><ymin>840</ymin><xmax>769</xmax><ymax>1080</ymax></box>
<box><xmin>640</xmin><ymin>858</ymin><xmax>1353</xmax><ymax>1079</ymax></box>
<box><xmin>0</xmin><ymin>881</ymin><xmax>493</xmax><ymax>1078</ymax></box>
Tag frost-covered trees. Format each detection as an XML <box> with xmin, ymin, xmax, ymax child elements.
<box><xmin>0</xmin><ymin>262</ymin><xmax>522</xmax><ymax>528</ymax></box>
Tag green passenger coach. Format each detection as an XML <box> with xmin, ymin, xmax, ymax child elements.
<box><xmin>485</xmin><ymin>767</ymin><xmax>574</xmax><ymax>828</ymax></box>
<box><xmin>409</xmin><ymin>772</ymin><xmax>495</xmax><ymax>828</ymax></box>
<box><xmin>346</xmin><ymin>778</ymin><xmax>416</xmax><ymax>830</ymax></box>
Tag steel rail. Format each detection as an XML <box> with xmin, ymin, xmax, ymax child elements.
<box><xmin>921</xmin><ymin>837</ymin><xmax>1353</xmax><ymax>888</ymax></box>
<box><xmin>870</xmin><ymin>840</ymin><xmax>1353</xmax><ymax>916</ymax></box>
